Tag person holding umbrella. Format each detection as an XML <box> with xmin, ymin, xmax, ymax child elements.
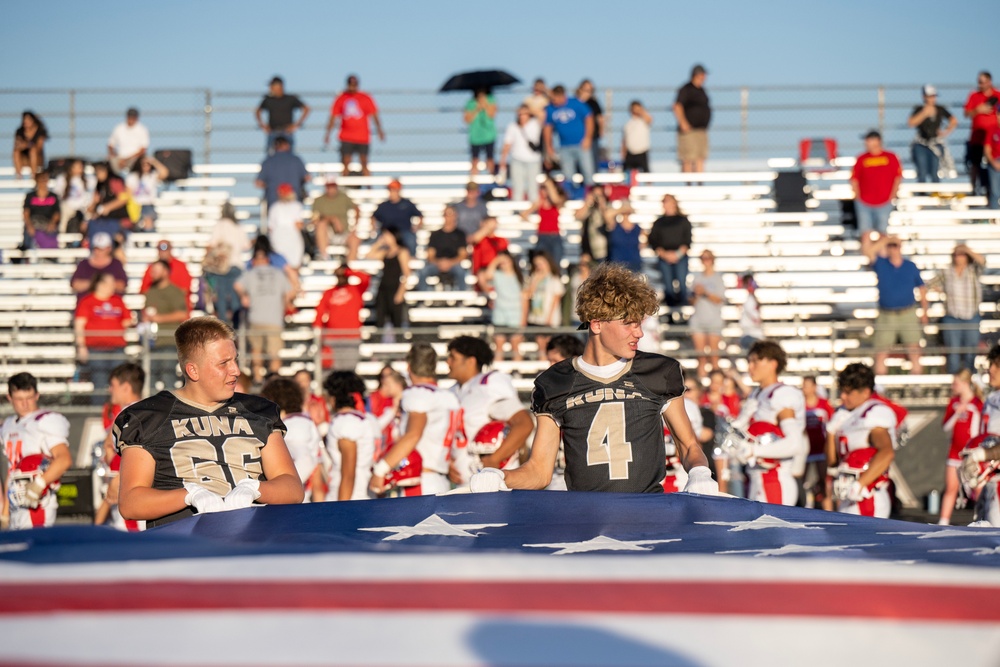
<box><xmin>465</xmin><ymin>87</ymin><xmax>497</xmax><ymax>177</ymax></box>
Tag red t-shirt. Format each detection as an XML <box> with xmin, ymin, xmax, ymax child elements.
<box><xmin>986</xmin><ymin>128</ymin><xmax>1000</xmax><ymax>162</ymax></box>
<box><xmin>964</xmin><ymin>88</ymin><xmax>1000</xmax><ymax>144</ymax></box>
<box><xmin>76</xmin><ymin>294</ymin><xmax>130</xmax><ymax>349</ymax></box>
<box><xmin>313</xmin><ymin>269</ymin><xmax>371</xmax><ymax>339</ymax></box>
<box><xmin>139</xmin><ymin>257</ymin><xmax>193</xmax><ymax>299</ymax></box>
<box><xmin>472</xmin><ymin>235</ymin><xmax>509</xmax><ymax>275</ymax></box>
<box><xmin>851</xmin><ymin>151</ymin><xmax>902</xmax><ymax>206</ymax></box>
<box><xmin>537</xmin><ymin>204</ymin><xmax>560</xmax><ymax>235</ymax></box>
<box><xmin>332</xmin><ymin>92</ymin><xmax>378</xmax><ymax>144</ymax></box>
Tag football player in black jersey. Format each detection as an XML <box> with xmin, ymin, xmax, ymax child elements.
<box><xmin>471</xmin><ymin>263</ymin><xmax>718</xmax><ymax>494</ymax></box>
<box><xmin>115</xmin><ymin>317</ymin><xmax>303</xmax><ymax>526</ymax></box>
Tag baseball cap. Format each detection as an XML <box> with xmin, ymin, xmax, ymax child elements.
<box><xmin>387</xmin><ymin>179</ymin><xmax>402</xmax><ymax>190</ymax></box>
<box><xmin>324</xmin><ymin>176</ymin><xmax>338</xmax><ymax>187</ymax></box>
<box><xmin>92</xmin><ymin>232</ymin><xmax>112</xmax><ymax>249</ymax></box>
<box><xmin>922</xmin><ymin>84</ymin><xmax>938</xmax><ymax>97</ymax></box>
<box><xmin>691</xmin><ymin>64</ymin><xmax>707</xmax><ymax>77</ymax></box>
<box><xmin>277</xmin><ymin>183</ymin><xmax>295</xmax><ymax>197</ymax></box>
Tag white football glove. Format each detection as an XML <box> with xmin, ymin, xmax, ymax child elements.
<box><xmin>24</xmin><ymin>477</ymin><xmax>47</xmax><ymax>508</ymax></box>
<box><xmin>469</xmin><ymin>467</ymin><xmax>509</xmax><ymax>493</ymax></box>
<box><xmin>183</xmin><ymin>482</ymin><xmax>226</xmax><ymax>515</ymax></box>
<box><xmin>960</xmin><ymin>448</ymin><xmax>986</xmax><ymax>488</ymax></box>
<box><xmin>846</xmin><ymin>481</ymin><xmax>868</xmax><ymax>503</ymax></box>
<box><xmin>223</xmin><ymin>478</ymin><xmax>261</xmax><ymax>510</ymax></box>
<box><xmin>682</xmin><ymin>466</ymin><xmax>719</xmax><ymax>495</ymax></box>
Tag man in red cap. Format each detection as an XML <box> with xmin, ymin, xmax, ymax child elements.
<box><xmin>371</xmin><ymin>178</ymin><xmax>421</xmax><ymax>255</ymax></box>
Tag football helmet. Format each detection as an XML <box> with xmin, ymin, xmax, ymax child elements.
<box><xmin>8</xmin><ymin>454</ymin><xmax>51</xmax><ymax>509</ymax></box>
<box><xmin>468</xmin><ymin>421</ymin><xmax>510</xmax><ymax>456</ymax></box>
<box><xmin>383</xmin><ymin>450</ymin><xmax>423</xmax><ymax>490</ymax></box>
<box><xmin>663</xmin><ymin>426</ymin><xmax>677</xmax><ymax>457</ymax></box>
<box><xmin>720</xmin><ymin>420</ymin><xmax>783</xmax><ymax>465</ymax></box>
<box><xmin>959</xmin><ymin>434</ymin><xmax>1000</xmax><ymax>492</ymax></box>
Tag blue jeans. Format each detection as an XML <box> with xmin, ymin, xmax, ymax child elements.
<box><xmin>150</xmin><ymin>347</ymin><xmax>179</xmax><ymax>391</ymax></box>
<box><xmin>83</xmin><ymin>354</ymin><xmax>118</xmax><ymax>406</ymax></box>
<box><xmin>87</xmin><ymin>217</ymin><xmax>124</xmax><ymax>244</ymax></box>
<box><xmin>657</xmin><ymin>255</ymin><xmax>689</xmax><ymax>307</ymax></box>
<box><xmin>417</xmin><ymin>261</ymin><xmax>467</xmax><ymax>291</ymax></box>
<box><xmin>558</xmin><ymin>144</ymin><xmax>595</xmax><ymax>186</ymax></box>
<box><xmin>941</xmin><ymin>315</ymin><xmax>981</xmax><ymax>374</ymax></box>
<box><xmin>912</xmin><ymin>143</ymin><xmax>939</xmax><ymax>183</ymax></box>
<box><xmin>534</xmin><ymin>233</ymin><xmax>564</xmax><ymax>269</ymax></box>
<box><xmin>988</xmin><ymin>164</ymin><xmax>1000</xmax><ymax>210</ymax></box>
<box><xmin>854</xmin><ymin>202</ymin><xmax>893</xmax><ymax>235</ymax></box>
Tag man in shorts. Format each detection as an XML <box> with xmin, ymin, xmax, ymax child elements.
<box><xmin>673</xmin><ymin>64</ymin><xmax>711</xmax><ymax>173</ymax></box>
<box><xmin>311</xmin><ymin>177</ymin><xmax>360</xmax><ymax>261</ymax></box>
<box><xmin>470</xmin><ymin>263</ymin><xmax>719</xmax><ymax>494</ymax></box>
<box><xmin>324</xmin><ymin>74</ymin><xmax>385</xmax><ymax>177</ymax></box>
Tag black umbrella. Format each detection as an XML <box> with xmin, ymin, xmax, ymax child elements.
<box><xmin>439</xmin><ymin>69</ymin><xmax>521</xmax><ymax>93</ymax></box>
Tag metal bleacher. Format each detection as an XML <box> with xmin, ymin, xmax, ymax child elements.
<box><xmin>1</xmin><ymin>158</ymin><xmax>998</xmax><ymax>409</ymax></box>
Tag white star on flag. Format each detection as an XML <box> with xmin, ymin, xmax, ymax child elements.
<box><xmin>718</xmin><ymin>543</ymin><xmax>879</xmax><ymax>557</ymax></box>
<box><xmin>879</xmin><ymin>529</ymin><xmax>1000</xmax><ymax>540</ymax></box>
<box><xmin>929</xmin><ymin>546</ymin><xmax>1000</xmax><ymax>556</ymax></box>
<box><xmin>524</xmin><ymin>535</ymin><xmax>681</xmax><ymax>555</ymax></box>
<box><xmin>696</xmin><ymin>515</ymin><xmax>846</xmax><ymax>531</ymax></box>
<box><xmin>358</xmin><ymin>513</ymin><xmax>507</xmax><ymax>541</ymax></box>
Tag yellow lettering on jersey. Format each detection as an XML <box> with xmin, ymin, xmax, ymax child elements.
<box><xmin>232</xmin><ymin>417</ymin><xmax>253</xmax><ymax>436</ymax></box>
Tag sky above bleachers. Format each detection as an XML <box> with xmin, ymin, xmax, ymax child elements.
<box><xmin>0</xmin><ymin>0</ymin><xmax>986</xmax><ymax>93</ymax></box>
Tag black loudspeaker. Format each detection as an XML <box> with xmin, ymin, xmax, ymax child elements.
<box><xmin>153</xmin><ymin>149</ymin><xmax>193</xmax><ymax>182</ymax></box>
<box><xmin>47</xmin><ymin>156</ymin><xmax>87</xmax><ymax>178</ymax></box>
<box><xmin>55</xmin><ymin>468</ymin><xmax>95</xmax><ymax>519</ymax></box>
<box><xmin>773</xmin><ymin>170</ymin><xmax>809</xmax><ymax>212</ymax></box>
<box><xmin>840</xmin><ymin>199</ymin><xmax>857</xmax><ymax>230</ymax></box>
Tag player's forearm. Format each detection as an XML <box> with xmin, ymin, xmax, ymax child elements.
<box><xmin>258</xmin><ymin>473</ymin><xmax>304</xmax><ymax>505</ymax></box>
<box><xmin>119</xmin><ymin>486</ymin><xmax>189</xmax><ymax>521</ymax></box>
<box><xmin>497</xmin><ymin>460</ymin><xmax>550</xmax><ymax>490</ymax></box>
<box><xmin>679</xmin><ymin>439</ymin><xmax>710</xmax><ymax>472</ymax></box>
<box><xmin>857</xmin><ymin>449</ymin><xmax>894</xmax><ymax>488</ymax></box>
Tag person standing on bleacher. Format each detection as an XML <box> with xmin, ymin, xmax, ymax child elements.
<box><xmin>908</xmin><ymin>85</ymin><xmax>957</xmax><ymax>184</ymax></box>
<box><xmin>673</xmin><ymin>65</ymin><xmax>711</xmax><ymax>174</ymax></box>
<box><xmin>256</xmin><ymin>76</ymin><xmax>310</xmax><ymax>155</ymax></box>
<box><xmin>107</xmin><ymin>108</ymin><xmax>149</xmax><ymax>174</ymax></box>
<box><xmin>850</xmin><ymin>131</ymin><xmax>902</xmax><ymax>237</ymax></box>
<box><xmin>963</xmin><ymin>71</ymin><xmax>1000</xmax><ymax>199</ymax></box>
<box><xmin>142</xmin><ymin>260</ymin><xmax>189</xmax><ymax>391</ymax></box>
<box><xmin>256</xmin><ymin>136</ymin><xmax>309</xmax><ymax>208</ymax></box>
<box><xmin>324</xmin><ymin>74</ymin><xmax>384</xmax><ymax>177</ymax></box>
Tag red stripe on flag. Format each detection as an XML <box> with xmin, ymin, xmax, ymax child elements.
<box><xmin>2</xmin><ymin>580</ymin><xmax>997</xmax><ymax>621</ymax></box>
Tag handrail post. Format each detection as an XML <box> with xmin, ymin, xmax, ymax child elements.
<box><xmin>204</xmin><ymin>89</ymin><xmax>213</xmax><ymax>165</ymax></box>
<box><xmin>740</xmin><ymin>87</ymin><xmax>749</xmax><ymax>160</ymax></box>
<box><xmin>68</xmin><ymin>90</ymin><xmax>76</xmax><ymax>155</ymax></box>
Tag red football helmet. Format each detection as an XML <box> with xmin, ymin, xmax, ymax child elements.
<box><xmin>960</xmin><ymin>434</ymin><xmax>1000</xmax><ymax>490</ymax></box>
<box><xmin>468</xmin><ymin>421</ymin><xmax>509</xmax><ymax>456</ymax></box>
<box><xmin>8</xmin><ymin>454</ymin><xmax>52</xmax><ymax>508</ymax></box>
<box><xmin>383</xmin><ymin>450</ymin><xmax>423</xmax><ymax>490</ymax></box>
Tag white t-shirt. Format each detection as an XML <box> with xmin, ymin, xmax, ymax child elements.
<box><xmin>282</xmin><ymin>413</ymin><xmax>323</xmax><ymax>484</ymax></box>
<box><xmin>126</xmin><ymin>171</ymin><xmax>161</xmax><ymax>206</ymax></box>
<box><xmin>400</xmin><ymin>384</ymin><xmax>461</xmax><ymax>475</ymax></box>
<box><xmin>108</xmin><ymin>121</ymin><xmax>150</xmax><ymax>159</ymax></box>
<box><xmin>326</xmin><ymin>409</ymin><xmax>380</xmax><ymax>501</ymax></box>
<box><xmin>739</xmin><ymin>293</ymin><xmax>764</xmax><ymax>340</ymax></box>
<box><xmin>623</xmin><ymin>116</ymin><xmax>651</xmax><ymax>154</ymax></box>
<box><xmin>2</xmin><ymin>410</ymin><xmax>70</xmax><ymax>473</ymax></box>
<box><xmin>527</xmin><ymin>275</ymin><xmax>565</xmax><ymax>327</ymax></box>
<box><xmin>267</xmin><ymin>200</ymin><xmax>305</xmax><ymax>268</ymax></box>
<box><xmin>503</xmin><ymin>118</ymin><xmax>543</xmax><ymax>163</ymax></box>
<box><xmin>983</xmin><ymin>391</ymin><xmax>1000</xmax><ymax>435</ymax></box>
<box><xmin>52</xmin><ymin>174</ymin><xmax>94</xmax><ymax>212</ymax></box>
<box><xmin>210</xmin><ymin>219</ymin><xmax>251</xmax><ymax>268</ymax></box>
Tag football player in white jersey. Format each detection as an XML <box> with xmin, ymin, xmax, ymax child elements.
<box><xmin>731</xmin><ymin>341</ymin><xmax>807</xmax><ymax>506</ymax></box>
<box><xmin>370</xmin><ymin>343</ymin><xmax>462</xmax><ymax>495</ymax></box>
<box><xmin>95</xmin><ymin>363</ymin><xmax>146</xmax><ymax>531</ymax></box>
<box><xmin>663</xmin><ymin>383</ymin><xmax>707</xmax><ymax>493</ymax></box>
<box><xmin>960</xmin><ymin>345</ymin><xmax>1000</xmax><ymax>523</ymax></box>
<box><xmin>323</xmin><ymin>371</ymin><xmax>380</xmax><ymax>501</ymax></box>
<box><xmin>260</xmin><ymin>377</ymin><xmax>325</xmax><ymax>502</ymax></box>
<box><xmin>445</xmin><ymin>336</ymin><xmax>534</xmax><ymax>485</ymax></box>
<box><xmin>2</xmin><ymin>373</ymin><xmax>72</xmax><ymax>529</ymax></box>
<box><xmin>826</xmin><ymin>363</ymin><xmax>897</xmax><ymax>518</ymax></box>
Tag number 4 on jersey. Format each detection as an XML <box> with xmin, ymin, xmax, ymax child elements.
<box><xmin>586</xmin><ymin>403</ymin><xmax>633</xmax><ymax>480</ymax></box>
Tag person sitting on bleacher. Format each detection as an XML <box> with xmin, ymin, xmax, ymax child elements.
<box><xmin>139</xmin><ymin>239</ymin><xmax>192</xmax><ymax>302</ymax></box>
<box><xmin>208</xmin><ymin>201</ymin><xmax>251</xmax><ymax>268</ymax></box>
<box><xmin>416</xmin><ymin>206</ymin><xmax>468</xmax><ymax>291</ymax></box>
<box><xmin>372</xmin><ymin>179</ymin><xmax>421</xmax><ymax>255</ymax></box>
<box><xmin>125</xmin><ymin>155</ymin><xmax>169</xmax><ymax>233</ymax></box>
<box><xmin>84</xmin><ymin>161</ymin><xmax>130</xmax><ymax>246</ymax></box>
<box><xmin>21</xmin><ymin>169</ymin><xmax>60</xmax><ymax>253</ymax></box>
<box><xmin>52</xmin><ymin>159</ymin><xmax>93</xmax><ymax>235</ymax></box>
<box><xmin>70</xmin><ymin>232</ymin><xmax>127</xmax><ymax>302</ymax></box>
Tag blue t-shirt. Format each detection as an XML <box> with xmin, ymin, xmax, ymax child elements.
<box><xmin>546</xmin><ymin>98</ymin><xmax>592</xmax><ymax>147</ymax></box>
<box><xmin>258</xmin><ymin>152</ymin><xmax>308</xmax><ymax>206</ymax></box>
<box><xmin>608</xmin><ymin>225</ymin><xmax>643</xmax><ymax>273</ymax></box>
<box><xmin>373</xmin><ymin>198</ymin><xmax>422</xmax><ymax>233</ymax></box>
<box><xmin>872</xmin><ymin>256</ymin><xmax>923</xmax><ymax>309</ymax></box>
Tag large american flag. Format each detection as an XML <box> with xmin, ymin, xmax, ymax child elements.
<box><xmin>3</xmin><ymin>491</ymin><xmax>1000</xmax><ymax>666</ymax></box>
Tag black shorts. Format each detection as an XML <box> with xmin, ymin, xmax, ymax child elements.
<box><xmin>470</xmin><ymin>142</ymin><xmax>495</xmax><ymax>161</ymax></box>
<box><xmin>341</xmin><ymin>141</ymin><xmax>370</xmax><ymax>158</ymax></box>
<box><xmin>623</xmin><ymin>151</ymin><xmax>649</xmax><ymax>172</ymax></box>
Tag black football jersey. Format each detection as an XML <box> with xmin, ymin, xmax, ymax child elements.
<box><xmin>531</xmin><ymin>352</ymin><xmax>685</xmax><ymax>493</ymax></box>
<box><xmin>113</xmin><ymin>391</ymin><xmax>286</xmax><ymax>525</ymax></box>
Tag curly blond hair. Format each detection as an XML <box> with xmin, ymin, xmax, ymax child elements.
<box><xmin>575</xmin><ymin>263</ymin><xmax>659</xmax><ymax>326</ymax></box>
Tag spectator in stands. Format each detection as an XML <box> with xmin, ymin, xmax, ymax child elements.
<box><xmin>575</xmin><ymin>186</ymin><xmax>609</xmax><ymax>264</ymax></box>
<box><xmin>125</xmin><ymin>155</ymin><xmax>169</xmax><ymax>233</ymax></box>
<box><xmin>53</xmin><ymin>159</ymin><xmax>92</xmax><ymax>235</ymax></box>
<box><xmin>313</xmin><ymin>263</ymin><xmax>370</xmax><ymax>372</ymax></box>
<box><xmin>545</xmin><ymin>333</ymin><xmax>584</xmax><ymax>366</ymax></box>
<box><xmin>469</xmin><ymin>216</ymin><xmax>508</xmax><ymax>291</ymax></box>
<box><xmin>576</xmin><ymin>79</ymin><xmax>604</xmax><ymax>173</ymax></box>
<box><xmin>311</xmin><ymin>177</ymin><xmax>361</xmax><ymax>262</ymax></box>
<box><xmin>74</xmin><ymin>272</ymin><xmax>133</xmax><ymax>405</ymax></box>
<box><xmin>521</xmin><ymin>175</ymin><xmax>567</xmax><ymax>268</ymax></box>
<box><xmin>481</xmin><ymin>249</ymin><xmax>525</xmax><ymax>362</ymax></box>
<box><xmin>208</xmin><ymin>201</ymin><xmax>251</xmax><ymax>268</ymax></box>
<box><xmin>453</xmin><ymin>181</ymin><xmax>489</xmax><ymax>237</ymax></box>
<box><xmin>250</xmin><ymin>234</ymin><xmax>301</xmax><ymax>296</ymax></box>
<box><xmin>963</xmin><ymin>71</ymin><xmax>1000</xmax><ymax>197</ymax></box>
<box><xmin>367</xmin><ymin>229</ymin><xmax>411</xmax><ymax>344</ymax></box>
<box><xmin>499</xmin><ymin>104</ymin><xmax>543</xmax><ymax>202</ymax></box>
<box><xmin>256</xmin><ymin>76</ymin><xmax>310</xmax><ymax>154</ymax></box>
<box><xmin>604</xmin><ymin>201</ymin><xmax>643</xmax><ymax>272</ymax></box>
<box><xmin>201</xmin><ymin>242</ymin><xmax>242</xmax><ymax>328</ymax></box>
<box><xmin>928</xmin><ymin>243</ymin><xmax>985</xmax><ymax>374</ymax></box>
<box><xmin>22</xmin><ymin>170</ymin><xmax>60</xmax><ymax>252</ymax></box>
<box><xmin>417</xmin><ymin>206</ymin><xmax>468</xmax><ymax>291</ymax></box>
<box><xmin>324</xmin><ymin>74</ymin><xmax>384</xmax><ymax>177</ymax></box>
<box><xmin>523</xmin><ymin>78</ymin><xmax>550</xmax><ymax>123</ymax></box>
<box><xmin>524</xmin><ymin>250</ymin><xmax>565</xmax><ymax>359</ymax></box>
<box><xmin>689</xmin><ymin>250</ymin><xmax>726</xmax><ymax>378</ymax></box>
<box><xmin>85</xmin><ymin>161</ymin><xmax>130</xmax><ymax>244</ymax></box>
<box><xmin>139</xmin><ymin>239</ymin><xmax>192</xmax><ymax>300</ymax></box>
<box><xmin>256</xmin><ymin>135</ymin><xmax>309</xmax><ymax>207</ymax></box>
<box><xmin>70</xmin><ymin>232</ymin><xmax>127</xmax><ymax>300</ymax></box>
<box><xmin>143</xmin><ymin>259</ymin><xmax>189</xmax><ymax>391</ymax></box>
<box><xmin>984</xmin><ymin>112</ymin><xmax>1000</xmax><ymax>211</ymax></box>
<box><xmin>236</xmin><ymin>248</ymin><xmax>294</xmax><ymax>382</ymax></box>
<box><xmin>852</xmin><ymin>130</ymin><xmax>903</xmax><ymax>236</ymax></box>
<box><xmin>267</xmin><ymin>183</ymin><xmax>306</xmax><ymax>270</ymax></box>
<box><xmin>107</xmin><ymin>108</ymin><xmax>149</xmax><ymax>174</ymax></box>
<box><xmin>464</xmin><ymin>88</ymin><xmax>498</xmax><ymax>177</ymax></box>
<box><xmin>673</xmin><ymin>65</ymin><xmax>711</xmax><ymax>173</ymax></box>
<box><xmin>372</xmin><ymin>179</ymin><xmax>421</xmax><ymax>255</ymax></box>
<box><xmin>861</xmin><ymin>233</ymin><xmax>929</xmax><ymax>376</ymax></box>
<box><xmin>543</xmin><ymin>84</ymin><xmax>594</xmax><ymax>188</ymax></box>
<box><xmin>648</xmin><ymin>194</ymin><xmax>693</xmax><ymax>316</ymax></box>
<box><xmin>12</xmin><ymin>111</ymin><xmax>47</xmax><ymax>179</ymax></box>
<box><xmin>908</xmin><ymin>85</ymin><xmax>957</xmax><ymax>184</ymax></box>
<box><xmin>622</xmin><ymin>100</ymin><xmax>653</xmax><ymax>175</ymax></box>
